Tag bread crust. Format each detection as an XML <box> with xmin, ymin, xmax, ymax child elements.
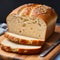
<box><xmin>6</xmin><ymin>3</ymin><xmax>57</xmax><ymax>25</ymax></box>
<box><xmin>1</xmin><ymin>39</ymin><xmax>42</xmax><ymax>54</ymax></box>
<box><xmin>4</xmin><ymin>32</ymin><xmax>44</xmax><ymax>46</ymax></box>
<box><xmin>1</xmin><ymin>45</ymin><xmax>41</xmax><ymax>54</ymax></box>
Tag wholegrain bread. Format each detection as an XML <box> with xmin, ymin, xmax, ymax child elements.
<box><xmin>1</xmin><ymin>39</ymin><xmax>42</xmax><ymax>54</ymax></box>
<box><xmin>4</xmin><ymin>32</ymin><xmax>44</xmax><ymax>46</ymax></box>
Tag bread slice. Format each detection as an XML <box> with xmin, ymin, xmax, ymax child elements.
<box><xmin>4</xmin><ymin>32</ymin><xmax>44</xmax><ymax>46</ymax></box>
<box><xmin>1</xmin><ymin>39</ymin><xmax>42</xmax><ymax>54</ymax></box>
<box><xmin>6</xmin><ymin>3</ymin><xmax>57</xmax><ymax>41</ymax></box>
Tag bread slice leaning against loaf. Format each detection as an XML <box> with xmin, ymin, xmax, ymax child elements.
<box><xmin>4</xmin><ymin>32</ymin><xmax>44</xmax><ymax>46</ymax></box>
<box><xmin>1</xmin><ymin>39</ymin><xmax>41</xmax><ymax>54</ymax></box>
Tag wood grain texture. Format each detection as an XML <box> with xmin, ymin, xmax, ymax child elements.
<box><xmin>0</xmin><ymin>25</ymin><xmax>60</xmax><ymax>60</ymax></box>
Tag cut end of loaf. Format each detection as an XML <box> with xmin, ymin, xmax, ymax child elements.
<box><xmin>7</xmin><ymin>14</ymin><xmax>46</xmax><ymax>40</ymax></box>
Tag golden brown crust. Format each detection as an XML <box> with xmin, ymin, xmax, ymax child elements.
<box><xmin>4</xmin><ymin>32</ymin><xmax>44</xmax><ymax>46</ymax></box>
<box><xmin>1</xmin><ymin>45</ymin><xmax>41</xmax><ymax>54</ymax></box>
<box><xmin>10</xmin><ymin>3</ymin><xmax>39</xmax><ymax>14</ymax></box>
<box><xmin>6</xmin><ymin>3</ymin><xmax>57</xmax><ymax>25</ymax></box>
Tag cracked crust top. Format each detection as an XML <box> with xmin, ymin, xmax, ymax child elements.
<box><xmin>7</xmin><ymin>3</ymin><xmax>57</xmax><ymax>25</ymax></box>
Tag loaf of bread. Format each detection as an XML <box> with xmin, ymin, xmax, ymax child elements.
<box><xmin>0</xmin><ymin>3</ymin><xmax>58</xmax><ymax>55</ymax></box>
<box><xmin>6</xmin><ymin>3</ymin><xmax>57</xmax><ymax>43</ymax></box>
<box><xmin>1</xmin><ymin>39</ymin><xmax>41</xmax><ymax>54</ymax></box>
<box><xmin>4</xmin><ymin>32</ymin><xmax>44</xmax><ymax>46</ymax></box>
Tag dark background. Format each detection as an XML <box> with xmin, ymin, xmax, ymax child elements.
<box><xmin>0</xmin><ymin>0</ymin><xmax>60</xmax><ymax>23</ymax></box>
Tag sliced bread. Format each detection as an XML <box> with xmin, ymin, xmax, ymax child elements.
<box><xmin>1</xmin><ymin>39</ymin><xmax>42</xmax><ymax>54</ymax></box>
<box><xmin>4</xmin><ymin>32</ymin><xmax>44</xmax><ymax>46</ymax></box>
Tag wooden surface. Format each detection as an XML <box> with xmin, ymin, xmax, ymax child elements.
<box><xmin>0</xmin><ymin>25</ymin><xmax>60</xmax><ymax>60</ymax></box>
